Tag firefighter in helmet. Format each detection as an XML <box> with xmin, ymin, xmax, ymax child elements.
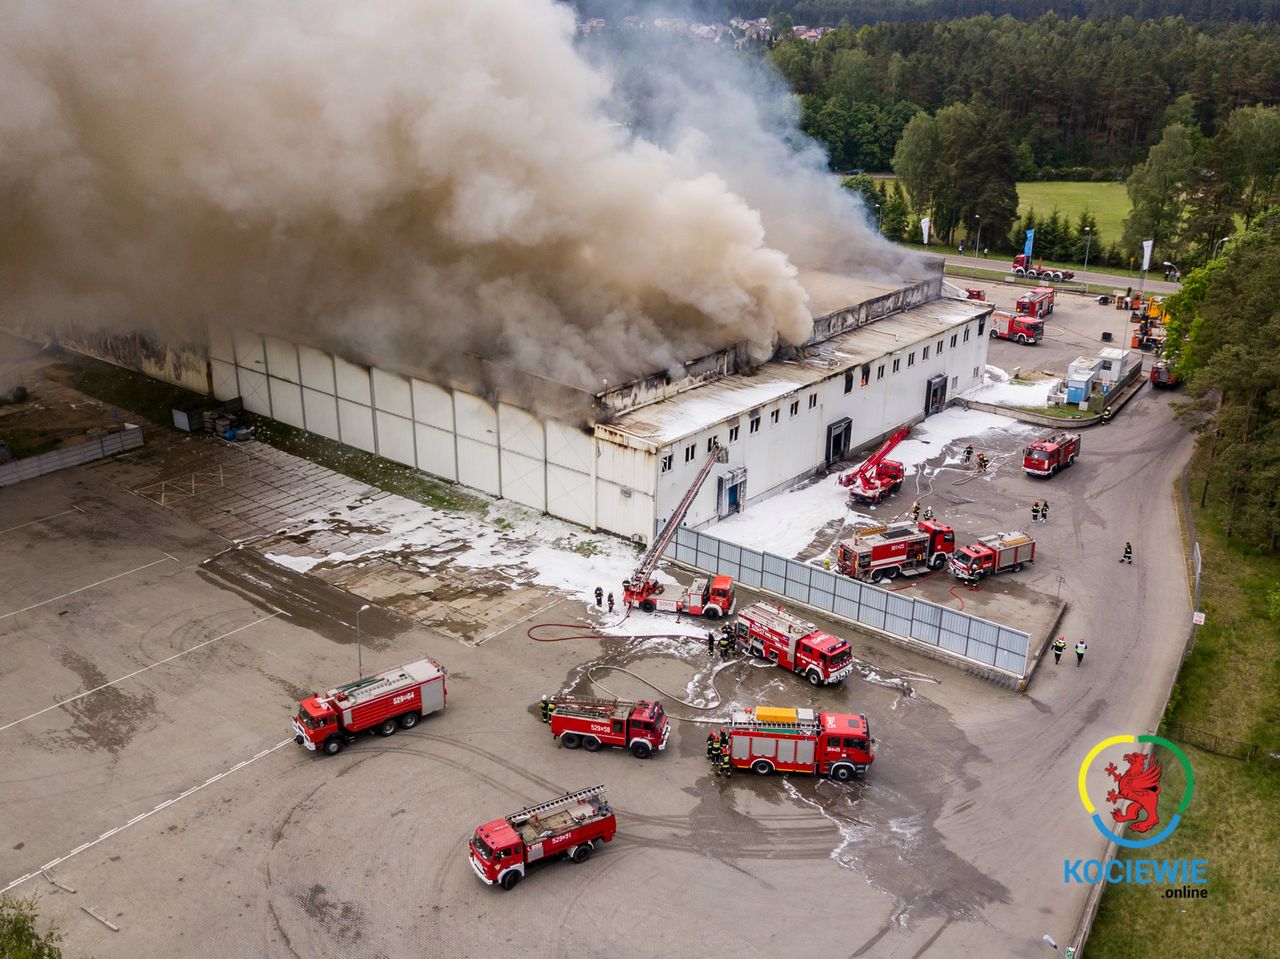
<box><xmin>718</xmin><ymin>630</ymin><xmax>733</xmax><ymax>659</ymax></box>
<box><xmin>594</xmin><ymin>586</ymin><xmax>604</xmax><ymax>607</ymax></box>
<box><xmin>539</xmin><ymin>695</ymin><xmax>552</xmax><ymax>723</ymax></box>
<box><xmin>706</xmin><ymin>631</ymin><xmax>715</xmax><ymax>656</ymax></box>
<box><xmin>963</xmin><ymin>443</ymin><xmax>974</xmax><ymax>464</ymax></box>
<box><xmin>720</xmin><ymin>740</ymin><xmax>732</xmax><ymax>777</ymax></box>
<box><xmin>706</xmin><ymin>730</ymin><xmax>718</xmax><ymax>761</ymax></box>
<box><xmin>922</xmin><ymin>505</ymin><xmax>934</xmax><ymax>521</ymax></box>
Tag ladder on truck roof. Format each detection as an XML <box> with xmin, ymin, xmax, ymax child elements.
<box><xmin>839</xmin><ymin>426</ymin><xmax>909</xmax><ymax>490</ymax></box>
<box><xmin>550</xmin><ymin>695</ymin><xmax>639</xmax><ymax>712</ymax></box>
<box><xmin>508</xmin><ymin>785</ymin><xmax>607</xmax><ymax>826</ymax></box>
<box><xmin>742</xmin><ymin>602</ymin><xmax>816</xmax><ymax>638</ymax></box>
<box><xmin>626</xmin><ymin>443</ymin><xmax>728</xmax><ymax>596</ymax></box>
<box><xmin>729</xmin><ymin>708</ymin><xmax>822</xmax><ymax>734</ymax></box>
<box><xmin>328</xmin><ymin>668</ymin><xmax>413</xmax><ymax>703</ymax></box>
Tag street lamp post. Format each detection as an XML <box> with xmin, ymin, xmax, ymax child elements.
<box><xmin>356</xmin><ymin>603</ymin><xmax>372</xmax><ymax>678</ymax></box>
<box><xmin>973</xmin><ymin>215</ymin><xmax>982</xmax><ymax>277</ymax></box>
<box><xmin>1213</xmin><ymin>236</ymin><xmax>1231</xmax><ymax>259</ymax></box>
<box><xmin>1083</xmin><ymin>227</ymin><xmax>1092</xmax><ymax>274</ymax></box>
<box><xmin>1163</xmin><ymin>260</ymin><xmax>1180</xmax><ymax>283</ymax></box>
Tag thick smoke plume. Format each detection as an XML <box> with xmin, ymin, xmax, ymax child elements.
<box><xmin>1</xmin><ymin>0</ymin><xmax>918</xmax><ymax>404</ymax></box>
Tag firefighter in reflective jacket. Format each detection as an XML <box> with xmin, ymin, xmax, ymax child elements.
<box><xmin>539</xmin><ymin>695</ymin><xmax>553</xmax><ymax>723</ymax></box>
<box><xmin>1052</xmin><ymin>636</ymin><xmax>1067</xmax><ymax>664</ymax></box>
<box><xmin>719</xmin><ymin>741</ymin><xmax>732</xmax><ymax>777</ymax></box>
<box><xmin>706</xmin><ymin>731</ymin><xmax>718</xmax><ymax>761</ymax></box>
<box><xmin>963</xmin><ymin>443</ymin><xmax>974</xmax><ymax>465</ymax></box>
<box><xmin>718</xmin><ymin>632</ymin><xmax>733</xmax><ymax>659</ymax></box>
<box><xmin>706</xmin><ymin>631</ymin><xmax>715</xmax><ymax>656</ymax></box>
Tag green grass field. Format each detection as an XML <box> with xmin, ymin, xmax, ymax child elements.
<box><xmin>1017</xmin><ymin>181</ymin><xmax>1131</xmax><ymax>249</ymax></box>
<box><xmin>1086</xmin><ymin>453</ymin><xmax>1280</xmax><ymax>959</ymax></box>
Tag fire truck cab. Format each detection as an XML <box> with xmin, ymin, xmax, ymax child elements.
<box><xmin>734</xmin><ymin>602</ymin><xmax>853</xmax><ymax>686</ymax></box>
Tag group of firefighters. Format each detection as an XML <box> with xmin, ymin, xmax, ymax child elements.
<box><xmin>706</xmin><ymin>727</ymin><xmax>733</xmax><ymax>776</ymax></box>
<box><xmin>707</xmin><ymin>626</ymin><xmax>736</xmax><ymax>660</ymax></box>
<box><xmin>593</xmin><ymin>587</ymin><xmax>616</xmax><ymax>612</ymax></box>
<box><xmin>961</xmin><ymin>443</ymin><xmax>989</xmax><ymax>473</ymax></box>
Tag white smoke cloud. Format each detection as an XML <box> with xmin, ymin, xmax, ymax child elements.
<box><xmin>0</xmin><ymin>0</ymin><xmax>919</xmax><ymax>405</ymax></box>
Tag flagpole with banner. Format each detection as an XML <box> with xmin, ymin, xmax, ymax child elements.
<box><xmin>921</xmin><ymin>217</ymin><xmax>931</xmax><ymax>246</ymax></box>
<box><xmin>1139</xmin><ymin>240</ymin><xmax>1154</xmax><ymax>297</ymax></box>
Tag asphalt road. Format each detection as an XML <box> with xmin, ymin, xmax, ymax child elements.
<box><xmin>0</xmin><ymin>317</ymin><xmax>1195</xmax><ymax>958</ymax></box>
<box><xmin>944</xmin><ymin>254</ymin><xmax>1183</xmax><ymax>296</ymax></box>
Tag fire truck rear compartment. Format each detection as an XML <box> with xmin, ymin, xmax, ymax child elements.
<box><xmin>516</xmin><ymin>803</ymin><xmax>601</xmax><ymax>845</ymax></box>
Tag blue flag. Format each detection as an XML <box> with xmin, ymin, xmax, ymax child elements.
<box><xmin>1024</xmin><ymin>229</ymin><xmax>1035</xmax><ymax>258</ymax></box>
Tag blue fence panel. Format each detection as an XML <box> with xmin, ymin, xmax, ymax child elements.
<box><xmin>833</xmin><ymin>595</ymin><xmax>859</xmax><ymax>621</ymax></box>
<box><xmin>996</xmin><ymin>628</ymin><xmax>1029</xmax><ymax>657</ymax></box>
<box><xmin>696</xmin><ymin>550</ymin><xmax>719</xmax><ymax>572</ymax></box>
<box><xmin>763</xmin><ymin>553</ymin><xmax>788</xmax><ymax>576</ymax></box>
<box><xmin>938</xmin><ymin>629</ymin><xmax>968</xmax><ymax>655</ymax></box>
<box><xmin>966</xmin><ymin>638</ymin><xmax>998</xmax><ymax>666</ymax></box>
<box><xmin>719</xmin><ymin>541</ymin><xmax>742</xmax><ymax>566</ymax></box>
<box><xmin>737</xmin><ymin>565</ymin><xmax>762</xmax><ymax>589</ymax></box>
<box><xmin>740</xmin><ymin>548</ymin><xmax>763</xmax><ymax>572</ymax></box>
<box><xmin>762</xmin><ymin>571</ymin><xmax>786</xmax><ymax>595</ymax></box>
<box><xmin>785</xmin><ymin>562</ymin><xmax>811</xmax><ymax>588</ymax></box>
<box><xmin>834</xmin><ymin>576</ymin><xmax>862</xmax><ymax>602</ymax></box>
<box><xmin>995</xmin><ymin>646</ymin><xmax>1026</xmax><ymax>674</ymax></box>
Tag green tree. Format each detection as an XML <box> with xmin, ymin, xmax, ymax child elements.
<box><xmin>842</xmin><ymin>173</ymin><xmax>880</xmax><ymax>220</ymax></box>
<box><xmin>1073</xmin><ymin>210</ymin><xmax>1101</xmax><ymax>264</ymax></box>
<box><xmin>928</xmin><ymin>102</ymin><xmax>1020</xmax><ymax>247</ymax></box>
<box><xmin>891</xmin><ymin>112</ymin><xmax>940</xmax><ymax>217</ymax></box>
<box><xmin>0</xmin><ymin>895</ymin><xmax>66</xmax><ymax>959</ymax></box>
<box><xmin>1218</xmin><ymin>105</ymin><xmax>1280</xmax><ymax>228</ymax></box>
<box><xmin>882</xmin><ymin>181</ymin><xmax>910</xmax><ymax>240</ymax></box>
<box><xmin>770</xmin><ymin>13</ymin><xmax>795</xmax><ymax>41</ymax></box>
<box><xmin>1121</xmin><ymin>123</ymin><xmax>1198</xmax><ymax>259</ymax></box>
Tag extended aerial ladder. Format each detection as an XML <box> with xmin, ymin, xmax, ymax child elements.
<box><xmin>623</xmin><ymin>443</ymin><xmax>728</xmax><ymax>609</ymax></box>
<box><xmin>838</xmin><ymin>426</ymin><xmax>909</xmax><ymax>504</ymax></box>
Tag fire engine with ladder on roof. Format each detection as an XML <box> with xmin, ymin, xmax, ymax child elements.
<box><xmin>544</xmin><ymin>695</ymin><xmax>669</xmax><ymax>758</ymax></box>
<box><xmin>733</xmin><ymin>602</ymin><xmax>853</xmax><ymax>686</ymax></box>
<box><xmin>623</xmin><ymin>442</ymin><xmax>736</xmax><ymax>618</ymax></box>
<box><xmin>718</xmin><ymin>706</ymin><xmax>874</xmax><ymax>780</ymax></box>
<box><xmin>838</xmin><ymin>426</ymin><xmax>908</xmax><ymax>505</ymax></box>
<box><xmin>469</xmin><ymin>785</ymin><xmax>616</xmax><ymax>890</ymax></box>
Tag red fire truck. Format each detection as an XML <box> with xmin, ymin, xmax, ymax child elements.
<box><xmin>834</xmin><ymin>519</ymin><xmax>955</xmax><ymax>583</ymax></box>
<box><xmin>723</xmin><ymin>706</ymin><xmax>874</xmax><ymax>781</ymax></box>
<box><xmin>1150</xmin><ymin>360</ymin><xmax>1179</xmax><ymax>388</ymax></box>
<box><xmin>1016</xmin><ymin>286</ymin><xmax>1056</xmax><ymax>318</ymax></box>
<box><xmin>292</xmin><ymin>658</ymin><xmax>447</xmax><ymax>756</ymax></box>
<box><xmin>634</xmin><ymin>575</ymin><xmax>735</xmax><ymax>619</ymax></box>
<box><xmin>990</xmin><ymin>309</ymin><xmax>1045</xmax><ymax>346</ymax></box>
<box><xmin>1022</xmin><ymin>431</ymin><xmax>1081</xmax><ymax>477</ymax></box>
<box><xmin>547</xmin><ymin>696</ymin><xmax>669</xmax><ymax>758</ymax></box>
<box><xmin>949</xmin><ymin>531</ymin><xmax>1036</xmax><ymax>580</ymax></box>
<box><xmin>1011</xmin><ymin>256</ymin><xmax>1074</xmax><ymax>282</ymax></box>
<box><xmin>839</xmin><ymin>426</ymin><xmax>908</xmax><ymax>504</ymax></box>
<box><xmin>469</xmin><ymin>785</ymin><xmax>616</xmax><ymax>890</ymax></box>
<box><xmin>733</xmin><ymin>603</ymin><xmax>854</xmax><ymax>686</ymax></box>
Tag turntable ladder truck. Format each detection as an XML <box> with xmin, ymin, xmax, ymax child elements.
<box><xmin>838</xmin><ymin>426</ymin><xmax>909</xmax><ymax>505</ymax></box>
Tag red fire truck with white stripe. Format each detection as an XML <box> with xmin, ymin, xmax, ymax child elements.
<box><xmin>722</xmin><ymin>706</ymin><xmax>874</xmax><ymax>780</ymax></box>
<box><xmin>292</xmin><ymin>658</ymin><xmax>447</xmax><ymax>756</ymax></box>
<box><xmin>470</xmin><ymin>785</ymin><xmax>616</xmax><ymax>890</ymax></box>
<box><xmin>1022</xmin><ymin>431</ymin><xmax>1080</xmax><ymax>477</ymax></box>
<box><xmin>547</xmin><ymin>696</ymin><xmax>669</xmax><ymax>758</ymax></box>
<box><xmin>835</xmin><ymin>519</ymin><xmax>955</xmax><ymax>583</ymax></box>
<box><xmin>733</xmin><ymin>602</ymin><xmax>853</xmax><ymax>686</ymax></box>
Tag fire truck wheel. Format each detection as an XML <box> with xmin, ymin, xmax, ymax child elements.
<box><xmin>882</xmin><ymin>566</ymin><xmax>900</xmax><ymax>580</ymax></box>
<box><xmin>1068</xmin><ymin>454</ymin><xmax>1077</xmax><ymax>467</ymax></box>
<box><xmin>561</xmin><ymin>733</ymin><xmax>582</xmax><ymax>749</ymax></box>
<box><xmin>870</xmin><ymin>569</ymin><xmax>885</xmax><ymax>584</ymax></box>
<box><xmin>1016</xmin><ymin>334</ymin><xmax>1028</xmax><ymax>344</ymax></box>
<box><xmin>572</xmin><ymin>843</ymin><xmax>594</xmax><ymax>864</ymax></box>
<box><xmin>830</xmin><ymin>764</ymin><xmax>854</xmax><ymax>782</ymax></box>
<box><xmin>323</xmin><ymin>737</ymin><xmax>342</xmax><ymax>756</ymax></box>
<box><xmin>704</xmin><ymin>606</ymin><xmax>721</xmax><ymax>620</ymax></box>
<box><xmin>640</xmin><ymin>600</ymin><xmax>656</xmax><ymax>613</ymax></box>
<box><xmin>630</xmin><ymin>741</ymin><xmax>652</xmax><ymax>759</ymax></box>
<box><xmin>377</xmin><ymin>719</ymin><xmax>398</xmax><ymax>737</ymax></box>
<box><xmin>1012</xmin><ymin>563</ymin><xmax>1023</xmax><ymax>573</ymax></box>
<box><xmin>582</xmin><ymin>736</ymin><xmax>602</xmax><ymax>752</ymax></box>
<box><xmin>891</xmin><ymin>480</ymin><xmax>903</xmax><ymax>494</ymax></box>
<box><xmin>807</xmin><ymin>670</ymin><xmax>823</xmax><ymax>687</ymax></box>
<box><xmin>398</xmin><ymin>712</ymin><xmax>419</xmax><ymax>730</ymax></box>
<box><xmin>929</xmin><ymin>552</ymin><xmax>948</xmax><ymax>570</ymax></box>
<box><xmin>499</xmin><ymin>871</ymin><xmax>523</xmax><ymax>891</ymax></box>
<box><xmin>752</xmin><ymin>760</ymin><xmax>774</xmax><ymax>775</ymax></box>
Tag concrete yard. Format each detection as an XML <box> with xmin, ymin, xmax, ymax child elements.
<box><xmin>1</xmin><ymin>323</ymin><xmax>1194</xmax><ymax>957</ymax></box>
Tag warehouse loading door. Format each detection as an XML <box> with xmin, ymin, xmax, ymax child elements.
<box><xmin>826</xmin><ymin>418</ymin><xmax>852</xmax><ymax>465</ymax></box>
<box><xmin>717</xmin><ymin>467</ymin><xmax>747</xmax><ymax>519</ymax></box>
<box><xmin>925</xmin><ymin>374</ymin><xmax>948</xmax><ymax>416</ymax></box>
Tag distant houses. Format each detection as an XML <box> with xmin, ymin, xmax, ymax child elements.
<box><xmin>576</xmin><ymin>15</ymin><xmax>832</xmax><ymax>46</ymax></box>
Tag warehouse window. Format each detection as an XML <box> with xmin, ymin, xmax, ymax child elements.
<box><xmin>789</xmin><ymin>401</ymin><xmax>799</xmax><ymax>417</ymax></box>
<box><xmin>978</xmin><ymin>317</ymin><xmax>986</xmax><ymax>336</ymax></box>
<box><xmin>964</xmin><ymin>327</ymin><xmax>971</xmax><ymax>342</ymax></box>
<box><xmin>951</xmin><ymin>376</ymin><xmax>958</xmax><ymax>390</ymax></box>
<box><xmin>707</xmin><ymin>436</ymin><xmax>718</xmax><ymax>453</ymax></box>
<box><xmin>950</xmin><ymin>333</ymin><xmax>958</xmax><ymax>348</ymax></box>
<box><xmin>729</xmin><ymin>425</ymin><xmax>739</xmax><ymax>443</ymax></box>
<box><xmin>922</xmin><ymin>346</ymin><xmax>930</xmax><ymax>360</ymax></box>
<box><xmin>973</xmin><ymin>366</ymin><xmax>980</xmax><ymax>378</ymax></box>
<box><xmin>808</xmin><ymin>394</ymin><xmax>817</xmax><ymax>409</ymax></box>
<box><xmin>908</xmin><ymin>352</ymin><xmax>916</xmax><ymax>367</ymax></box>
<box><xmin>771</xmin><ymin>409</ymin><xmax>780</xmax><ymax>425</ymax></box>
<box><xmin>685</xmin><ymin>444</ymin><xmax>696</xmax><ymax>463</ymax></box>
<box><xmin>660</xmin><ymin>454</ymin><xmax>673</xmax><ymax>473</ymax></box>
<box><xmin>844</xmin><ymin>370</ymin><xmax>854</xmax><ymax>394</ymax></box>
<box><xmin>877</xmin><ymin>364</ymin><xmax>885</xmax><ymax>381</ymax></box>
<box><xmin>892</xmin><ymin>358</ymin><xmax>900</xmax><ymax>374</ymax></box>
<box><xmin>749</xmin><ymin>416</ymin><xmax>760</xmax><ymax>434</ymax></box>
<box><xmin>860</xmin><ymin>363</ymin><xmax>871</xmax><ymax>387</ymax></box>
<box><xmin>937</xmin><ymin>338</ymin><xmax>944</xmax><ymax>354</ymax></box>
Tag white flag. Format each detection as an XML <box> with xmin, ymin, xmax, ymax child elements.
<box><xmin>1141</xmin><ymin>240</ymin><xmax>1154</xmax><ymax>272</ymax></box>
<box><xmin>921</xmin><ymin>217</ymin><xmax>931</xmax><ymax>245</ymax></box>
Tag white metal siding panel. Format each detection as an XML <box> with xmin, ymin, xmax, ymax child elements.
<box><xmin>376</xmin><ymin>411</ymin><xmax>416</xmax><ymax>467</ymax></box>
<box><xmin>209</xmin><ymin>325</ymin><xmax>235</xmax><ymax>364</ymax></box>
<box><xmin>596</xmin><ymin>481</ymin><xmax>654</xmax><ymax>540</ymax></box>
<box><xmin>232</xmin><ymin>330</ymin><xmax>265</xmax><ymax>368</ymax></box>
<box><xmin>546</xmin><ymin>464</ymin><xmax>591</xmax><ymax>526</ymax></box>
<box><xmin>596</xmin><ymin>439</ymin><xmax>653</xmax><ymax>494</ymax></box>
<box><xmin>415</xmin><ymin>423</ymin><xmax>457</xmax><ymax>481</ymax></box>
<box><xmin>211</xmin><ymin>359</ymin><xmax>238</xmax><ymax>401</ymax></box>
<box><xmin>269</xmin><ymin>378</ymin><xmax>305</xmax><ymax>429</ymax></box>
<box><xmin>338</xmin><ymin>398</ymin><xmax>376</xmax><ymax>452</ymax></box>
<box><xmin>457</xmin><ymin>437</ymin><xmax>501</xmax><ymax>495</ymax></box>
<box><xmin>264</xmin><ymin>337</ymin><xmax>299</xmax><ymax>383</ymax></box>
<box><xmin>334</xmin><ymin>356</ymin><xmax>372</xmax><ymax>404</ymax></box>
<box><xmin>498</xmin><ymin>403</ymin><xmax>544</xmax><ymax>459</ymax></box>
<box><xmin>303</xmin><ymin>388</ymin><xmax>340</xmax><ymax>440</ymax></box>
<box><xmin>411</xmin><ymin>379</ymin><xmax>453</xmax><ymax>430</ymax></box>
<box><xmin>546</xmin><ymin>420</ymin><xmax>592</xmax><ymax>472</ymax></box>
<box><xmin>238</xmin><ymin>368</ymin><xmax>270</xmax><ymax>415</ymax></box>
<box><xmin>299</xmin><ymin>345</ymin><xmax>336</xmax><ymax>393</ymax></box>
<box><xmin>500</xmin><ymin>450</ymin><xmax>545</xmax><ymax>511</ymax></box>
<box><xmin>454</xmin><ymin>390</ymin><xmax>498</xmax><ymax>442</ymax></box>
<box><xmin>373</xmin><ymin>369</ymin><xmax>412</xmax><ymax>418</ymax></box>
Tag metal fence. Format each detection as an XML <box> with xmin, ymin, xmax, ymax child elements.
<box><xmin>665</xmin><ymin>526</ymin><xmax>1031</xmax><ymax>678</ymax></box>
<box><xmin>1161</xmin><ymin>721</ymin><xmax>1259</xmax><ymax>762</ymax></box>
<box><xmin>0</xmin><ymin>426</ymin><xmax>144</xmax><ymax>488</ymax></box>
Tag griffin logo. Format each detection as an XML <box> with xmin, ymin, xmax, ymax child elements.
<box><xmin>1078</xmin><ymin>734</ymin><xmax>1193</xmax><ymax>849</ymax></box>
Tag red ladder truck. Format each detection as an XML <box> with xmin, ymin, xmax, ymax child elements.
<box><xmin>838</xmin><ymin>426</ymin><xmax>909</xmax><ymax>505</ymax></box>
<box><xmin>292</xmin><ymin>658</ymin><xmax>447</xmax><ymax>756</ymax></box>
<box><xmin>547</xmin><ymin>696</ymin><xmax>669</xmax><ymax>758</ymax></box>
<box><xmin>722</xmin><ymin>706</ymin><xmax>874</xmax><ymax>781</ymax></box>
<box><xmin>1022</xmin><ymin>431</ymin><xmax>1081</xmax><ymax>477</ymax></box>
<box><xmin>733</xmin><ymin>602</ymin><xmax>854</xmax><ymax>686</ymax></box>
<box><xmin>469</xmin><ymin>785</ymin><xmax>616</xmax><ymax>890</ymax></box>
<box><xmin>623</xmin><ymin>443</ymin><xmax>736</xmax><ymax>618</ymax></box>
<box><xmin>835</xmin><ymin>519</ymin><xmax>955</xmax><ymax>583</ymax></box>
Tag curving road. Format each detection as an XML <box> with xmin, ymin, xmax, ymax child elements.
<box><xmin>943</xmin><ymin>253</ymin><xmax>1183</xmax><ymax>296</ymax></box>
